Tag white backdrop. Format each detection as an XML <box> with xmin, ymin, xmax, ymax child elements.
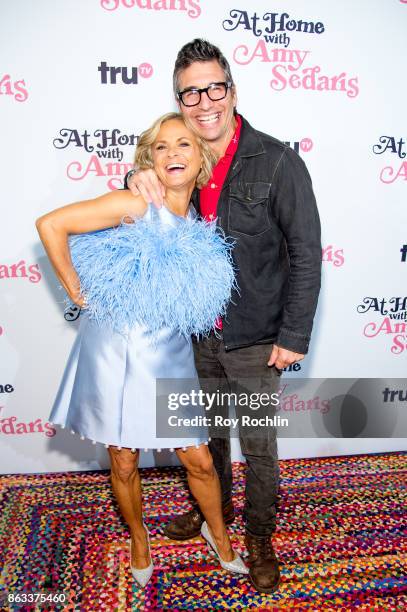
<box><xmin>1</xmin><ymin>0</ymin><xmax>406</xmax><ymax>474</ymax></box>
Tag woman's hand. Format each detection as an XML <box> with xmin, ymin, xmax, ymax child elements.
<box><xmin>62</xmin><ymin>276</ymin><xmax>87</xmax><ymax>308</ymax></box>
<box><xmin>68</xmin><ymin>289</ymin><xmax>87</xmax><ymax>309</ymax></box>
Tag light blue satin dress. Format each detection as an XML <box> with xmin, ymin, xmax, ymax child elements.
<box><xmin>49</xmin><ymin>205</ymin><xmax>208</xmax><ymax>450</ymax></box>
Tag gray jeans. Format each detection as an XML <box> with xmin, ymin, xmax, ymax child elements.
<box><xmin>193</xmin><ymin>333</ymin><xmax>281</xmax><ymax>537</ymax></box>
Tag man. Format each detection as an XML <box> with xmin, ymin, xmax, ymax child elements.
<box><xmin>125</xmin><ymin>39</ymin><xmax>321</xmax><ymax>593</ymax></box>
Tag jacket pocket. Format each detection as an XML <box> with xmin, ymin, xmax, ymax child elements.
<box><xmin>228</xmin><ymin>182</ymin><xmax>271</xmax><ymax>236</ymax></box>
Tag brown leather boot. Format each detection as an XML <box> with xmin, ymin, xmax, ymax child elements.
<box><xmin>163</xmin><ymin>500</ymin><xmax>235</xmax><ymax>540</ymax></box>
<box><xmin>245</xmin><ymin>533</ymin><xmax>280</xmax><ymax>593</ymax></box>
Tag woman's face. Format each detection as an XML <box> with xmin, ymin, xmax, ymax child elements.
<box><xmin>151</xmin><ymin>119</ymin><xmax>202</xmax><ymax>190</ymax></box>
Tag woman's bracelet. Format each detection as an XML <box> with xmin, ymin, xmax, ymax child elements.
<box><xmin>123</xmin><ymin>167</ymin><xmax>138</xmax><ymax>190</ymax></box>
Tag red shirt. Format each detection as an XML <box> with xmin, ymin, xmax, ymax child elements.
<box><xmin>199</xmin><ymin>115</ymin><xmax>242</xmax><ymax>329</ymax></box>
<box><xmin>200</xmin><ymin>114</ymin><xmax>242</xmax><ymax>221</ymax></box>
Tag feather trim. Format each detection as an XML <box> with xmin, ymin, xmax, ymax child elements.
<box><xmin>69</xmin><ymin>212</ymin><xmax>236</xmax><ymax>336</ymax></box>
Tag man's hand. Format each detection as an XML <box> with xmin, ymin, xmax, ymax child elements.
<box><xmin>268</xmin><ymin>344</ymin><xmax>304</xmax><ymax>370</ymax></box>
<box><xmin>127</xmin><ymin>168</ymin><xmax>165</xmax><ymax>207</ymax></box>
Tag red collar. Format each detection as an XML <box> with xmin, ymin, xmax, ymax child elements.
<box><xmin>223</xmin><ymin>114</ymin><xmax>241</xmax><ymax>158</ymax></box>
<box><xmin>199</xmin><ymin>114</ymin><xmax>242</xmax><ymax>222</ymax></box>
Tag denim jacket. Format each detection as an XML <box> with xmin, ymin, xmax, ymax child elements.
<box><xmin>191</xmin><ymin>115</ymin><xmax>322</xmax><ymax>354</ymax></box>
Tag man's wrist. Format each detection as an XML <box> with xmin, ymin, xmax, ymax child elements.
<box><xmin>277</xmin><ymin>328</ymin><xmax>310</xmax><ymax>355</ymax></box>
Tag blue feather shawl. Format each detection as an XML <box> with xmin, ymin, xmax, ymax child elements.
<box><xmin>69</xmin><ymin>206</ymin><xmax>236</xmax><ymax>336</ymax></box>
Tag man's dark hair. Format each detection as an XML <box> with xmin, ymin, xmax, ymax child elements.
<box><xmin>173</xmin><ymin>38</ymin><xmax>234</xmax><ymax>95</ymax></box>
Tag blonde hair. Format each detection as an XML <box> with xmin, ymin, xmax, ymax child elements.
<box><xmin>134</xmin><ymin>112</ymin><xmax>216</xmax><ymax>189</ymax></box>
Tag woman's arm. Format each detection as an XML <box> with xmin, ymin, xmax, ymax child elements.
<box><xmin>36</xmin><ymin>190</ymin><xmax>146</xmax><ymax>306</ymax></box>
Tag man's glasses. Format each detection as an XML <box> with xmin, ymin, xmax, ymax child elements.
<box><xmin>177</xmin><ymin>81</ymin><xmax>232</xmax><ymax>107</ymax></box>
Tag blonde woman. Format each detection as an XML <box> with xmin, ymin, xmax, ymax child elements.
<box><xmin>36</xmin><ymin>113</ymin><xmax>247</xmax><ymax>587</ymax></box>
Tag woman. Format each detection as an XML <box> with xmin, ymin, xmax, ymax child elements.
<box><xmin>36</xmin><ymin>113</ymin><xmax>247</xmax><ymax>587</ymax></box>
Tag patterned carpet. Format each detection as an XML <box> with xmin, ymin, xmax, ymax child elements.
<box><xmin>0</xmin><ymin>452</ymin><xmax>406</xmax><ymax>611</ymax></box>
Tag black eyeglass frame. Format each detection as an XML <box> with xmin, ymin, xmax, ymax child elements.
<box><xmin>177</xmin><ymin>81</ymin><xmax>233</xmax><ymax>107</ymax></box>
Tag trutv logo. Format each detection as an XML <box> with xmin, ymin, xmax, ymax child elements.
<box><xmin>98</xmin><ymin>61</ymin><xmax>153</xmax><ymax>85</ymax></box>
<box><xmin>284</xmin><ymin>138</ymin><xmax>313</xmax><ymax>155</ymax></box>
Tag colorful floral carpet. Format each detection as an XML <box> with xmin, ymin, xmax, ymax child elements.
<box><xmin>0</xmin><ymin>452</ymin><xmax>406</xmax><ymax>611</ymax></box>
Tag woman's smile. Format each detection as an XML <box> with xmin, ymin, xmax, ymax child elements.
<box><xmin>165</xmin><ymin>162</ymin><xmax>186</xmax><ymax>174</ymax></box>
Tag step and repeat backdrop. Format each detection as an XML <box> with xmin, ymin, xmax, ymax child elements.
<box><xmin>1</xmin><ymin>0</ymin><xmax>406</xmax><ymax>473</ymax></box>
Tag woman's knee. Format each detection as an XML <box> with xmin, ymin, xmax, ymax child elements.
<box><xmin>109</xmin><ymin>447</ymin><xmax>139</xmax><ymax>483</ymax></box>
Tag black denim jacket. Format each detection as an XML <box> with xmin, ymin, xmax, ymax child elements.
<box><xmin>191</xmin><ymin>115</ymin><xmax>322</xmax><ymax>354</ymax></box>
<box><xmin>124</xmin><ymin>114</ymin><xmax>321</xmax><ymax>354</ymax></box>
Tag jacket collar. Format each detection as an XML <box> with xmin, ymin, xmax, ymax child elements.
<box><xmin>222</xmin><ymin>114</ymin><xmax>265</xmax><ymax>188</ymax></box>
<box><xmin>235</xmin><ymin>114</ymin><xmax>265</xmax><ymax>158</ymax></box>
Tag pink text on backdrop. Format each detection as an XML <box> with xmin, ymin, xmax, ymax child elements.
<box><xmin>0</xmin><ymin>261</ymin><xmax>41</xmax><ymax>283</ymax></box>
<box><xmin>277</xmin><ymin>383</ymin><xmax>330</xmax><ymax>414</ymax></box>
<box><xmin>363</xmin><ymin>318</ymin><xmax>407</xmax><ymax>355</ymax></box>
<box><xmin>0</xmin><ymin>407</ymin><xmax>56</xmax><ymax>437</ymax></box>
<box><xmin>100</xmin><ymin>0</ymin><xmax>201</xmax><ymax>18</ymax></box>
<box><xmin>322</xmin><ymin>246</ymin><xmax>344</xmax><ymax>267</ymax></box>
<box><xmin>233</xmin><ymin>42</ymin><xmax>359</xmax><ymax>98</ymax></box>
<box><xmin>373</xmin><ymin>136</ymin><xmax>407</xmax><ymax>183</ymax></box>
<box><xmin>380</xmin><ymin>162</ymin><xmax>407</xmax><ymax>184</ymax></box>
<box><xmin>0</xmin><ymin>74</ymin><xmax>28</xmax><ymax>102</ymax></box>
<box><xmin>67</xmin><ymin>155</ymin><xmax>133</xmax><ymax>190</ymax></box>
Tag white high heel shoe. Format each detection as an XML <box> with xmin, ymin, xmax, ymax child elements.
<box><xmin>130</xmin><ymin>523</ymin><xmax>154</xmax><ymax>587</ymax></box>
<box><xmin>201</xmin><ymin>521</ymin><xmax>249</xmax><ymax>574</ymax></box>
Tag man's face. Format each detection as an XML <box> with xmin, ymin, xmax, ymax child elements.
<box><xmin>176</xmin><ymin>60</ymin><xmax>237</xmax><ymax>153</ymax></box>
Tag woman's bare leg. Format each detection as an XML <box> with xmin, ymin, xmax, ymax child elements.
<box><xmin>108</xmin><ymin>447</ymin><xmax>150</xmax><ymax>569</ymax></box>
<box><xmin>176</xmin><ymin>444</ymin><xmax>234</xmax><ymax>561</ymax></box>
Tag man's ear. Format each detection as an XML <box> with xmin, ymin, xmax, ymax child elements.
<box><xmin>231</xmin><ymin>86</ymin><xmax>237</xmax><ymax>109</ymax></box>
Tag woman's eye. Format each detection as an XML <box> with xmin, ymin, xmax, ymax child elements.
<box><xmin>179</xmin><ymin>142</ymin><xmax>190</xmax><ymax>147</ymax></box>
<box><xmin>156</xmin><ymin>144</ymin><xmax>166</xmax><ymax>150</ymax></box>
